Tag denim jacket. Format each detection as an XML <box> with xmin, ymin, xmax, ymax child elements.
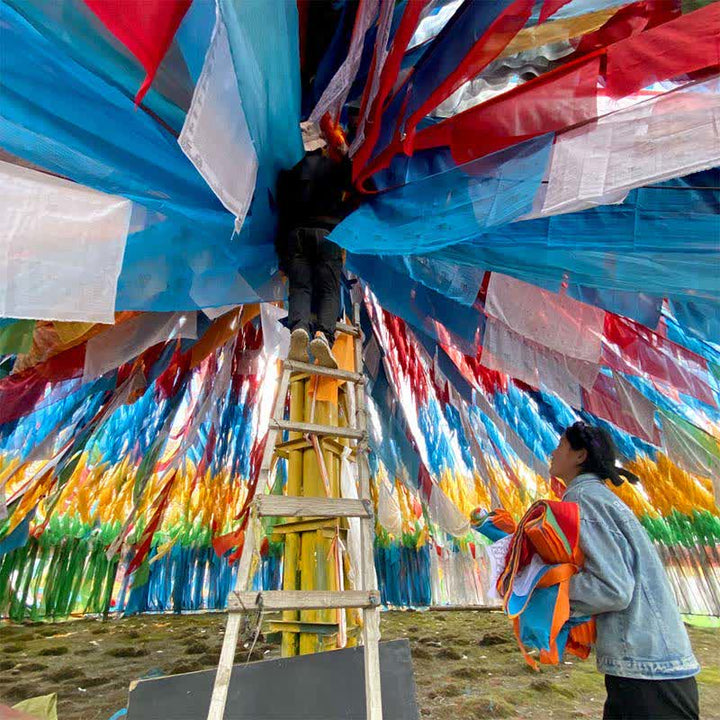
<box><xmin>564</xmin><ymin>473</ymin><xmax>699</xmax><ymax>680</ymax></box>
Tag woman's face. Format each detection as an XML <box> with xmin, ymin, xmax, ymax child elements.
<box><xmin>549</xmin><ymin>435</ymin><xmax>586</xmax><ymax>482</ymax></box>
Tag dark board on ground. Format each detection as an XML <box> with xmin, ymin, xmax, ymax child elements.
<box><xmin>126</xmin><ymin>638</ymin><xmax>419</xmax><ymax>720</ymax></box>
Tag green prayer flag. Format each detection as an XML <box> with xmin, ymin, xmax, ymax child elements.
<box><xmin>133</xmin><ymin>558</ymin><xmax>151</xmax><ymax>588</ymax></box>
<box><xmin>709</xmin><ymin>361</ymin><xmax>720</xmax><ymax>385</ymax></box>
<box><xmin>0</xmin><ymin>319</ymin><xmax>35</xmax><ymax>354</ymax></box>
<box><xmin>682</xmin><ymin>0</ymin><xmax>716</xmax><ymax>12</ymax></box>
<box><xmin>13</xmin><ymin>693</ymin><xmax>58</xmax><ymax>720</ymax></box>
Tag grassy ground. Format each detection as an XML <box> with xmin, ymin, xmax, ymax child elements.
<box><xmin>1</xmin><ymin>610</ymin><xmax>718</xmax><ymax>719</ymax></box>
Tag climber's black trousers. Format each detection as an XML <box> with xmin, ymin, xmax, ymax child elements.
<box><xmin>283</xmin><ymin>227</ymin><xmax>342</xmax><ymax>347</ymax></box>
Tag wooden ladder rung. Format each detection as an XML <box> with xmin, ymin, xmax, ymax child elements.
<box><xmin>270</xmin><ymin>419</ymin><xmax>364</xmax><ymax>441</ymax></box>
<box><xmin>256</xmin><ymin>495</ymin><xmax>373</xmax><ymax>519</ymax></box>
<box><xmin>267</xmin><ymin>619</ymin><xmax>355</xmax><ymax>637</ymax></box>
<box><xmin>228</xmin><ymin>590</ymin><xmax>381</xmax><ymax>612</ymax></box>
<box><xmin>335</xmin><ymin>321</ymin><xmax>360</xmax><ymax>337</ymax></box>
<box><xmin>284</xmin><ymin>359</ymin><xmax>363</xmax><ymax>384</ymax></box>
<box><xmin>271</xmin><ymin>518</ymin><xmax>345</xmax><ymax>537</ymax></box>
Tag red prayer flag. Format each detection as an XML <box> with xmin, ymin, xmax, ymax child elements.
<box><xmin>605</xmin><ymin>2</ymin><xmax>720</xmax><ymax>98</ymax></box>
<box><xmin>418</xmin><ymin>463</ymin><xmax>433</xmax><ymax>502</ymax></box>
<box><xmin>126</xmin><ymin>470</ymin><xmax>178</xmax><ymax>574</ymax></box>
<box><xmin>355</xmin><ymin>3</ymin><xmax>717</xmax><ymax>181</ymax></box>
<box><xmin>582</xmin><ymin>373</ymin><xmax>660</xmax><ymax>445</ymax></box>
<box><xmin>400</xmin><ymin>0</ymin><xmax>536</xmax><ymax>153</ymax></box>
<box><xmin>572</xmin><ymin>0</ymin><xmax>679</xmax><ymax>57</ymax></box>
<box><xmin>83</xmin><ymin>0</ymin><xmax>192</xmax><ymax>104</ymax></box>
<box><xmin>297</xmin><ymin>0</ymin><xmax>310</xmax><ymax>71</ymax></box>
<box><xmin>602</xmin><ymin>314</ymin><xmax>715</xmax><ymax>408</ymax></box>
<box><xmin>353</xmin><ymin>0</ymin><xmax>431</xmax><ymax>187</ymax></box>
<box><xmin>213</xmin><ymin>528</ymin><xmax>244</xmax><ymax>559</ymax></box>
<box><xmin>0</xmin><ymin>343</ymin><xmax>86</xmax><ymax>426</ymax></box>
<box><xmin>384</xmin><ymin>53</ymin><xmax>600</xmax><ymax>167</ymax></box>
<box><xmin>156</xmin><ymin>342</ymin><xmax>192</xmax><ymax>399</ymax></box>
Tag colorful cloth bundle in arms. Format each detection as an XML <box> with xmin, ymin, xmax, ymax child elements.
<box><xmin>497</xmin><ymin>500</ymin><xmax>595</xmax><ymax>669</ymax></box>
<box><xmin>471</xmin><ymin>507</ymin><xmax>517</xmax><ymax>542</ymax></box>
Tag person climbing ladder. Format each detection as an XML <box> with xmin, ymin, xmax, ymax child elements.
<box><xmin>274</xmin><ymin>124</ymin><xmax>357</xmax><ymax>369</ymax></box>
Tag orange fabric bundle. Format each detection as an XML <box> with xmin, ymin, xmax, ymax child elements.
<box><xmin>498</xmin><ymin>500</ymin><xmax>595</xmax><ymax>669</ymax></box>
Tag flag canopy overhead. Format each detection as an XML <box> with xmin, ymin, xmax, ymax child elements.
<box><xmin>0</xmin><ymin>0</ymin><xmax>718</xmax><ymax>619</ymax></box>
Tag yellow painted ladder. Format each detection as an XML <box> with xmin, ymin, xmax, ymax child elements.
<box><xmin>207</xmin><ymin>303</ymin><xmax>383</xmax><ymax>720</ymax></box>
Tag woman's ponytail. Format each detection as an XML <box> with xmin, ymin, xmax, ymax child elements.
<box><xmin>607</xmin><ymin>466</ymin><xmax>640</xmax><ymax>487</ymax></box>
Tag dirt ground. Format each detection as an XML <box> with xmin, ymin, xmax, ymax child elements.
<box><xmin>1</xmin><ymin>610</ymin><xmax>718</xmax><ymax>719</ymax></box>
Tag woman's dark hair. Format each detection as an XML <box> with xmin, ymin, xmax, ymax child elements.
<box><xmin>564</xmin><ymin>421</ymin><xmax>639</xmax><ymax>486</ymax></box>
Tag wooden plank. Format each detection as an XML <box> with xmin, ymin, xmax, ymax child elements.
<box><xmin>335</xmin><ymin>321</ymin><xmax>360</xmax><ymax>337</ymax></box>
<box><xmin>284</xmin><ymin>359</ymin><xmax>363</xmax><ymax>384</ymax></box>
<box><xmin>271</xmin><ymin>518</ymin><xmax>344</xmax><ymax>537</ymax></box>
<box><xmin>270</xmin><ymin>419</ymin><xmax>364</xmax><ymax>441</ymax></box>
<box><xmin>228</xmin><ymin>590</ymin><xmax>381</xmax><ymax>612</ymax></box>
<box><xmin>206</xmin><ymin>614</ymin><xmax>242</xmax><ymax>720</ymax></box>
<box><xmin>353</xmin><ymin>301</ymin><xmax>384</xmax><ymax>720</ymax></box>
<box><xmin>256</xmin><ymin>495</ymin><xmax>372</xmax><ymax>519</ymax></box>
<box><xmin>207</xmin><ymin>520</ymin><xmax>257</xmax><ymax>720</ymax></box>
<box><xmin>260</xmin><ymin>367</ymin><xmax>292</xmax><ymax>473</ymax></box>
<box><xmin>272</xmin><ymin>437</ymin><xmax>312</xmax><ymax>454</ymax></box>
<box><xmin>274</xmin><ymin>436</ymin><xmax>347</xmax><ymax>458</ymax></box>
<box><xmin>362</xmin><ymin>607</ymin><xmax>384</xmax><ymax>720</ymax></box>
<box><xmin>267</xmin><ymin>620</ymin><xmax>342</xmax><ymax>636</ymax></box>
<box><xmin>320</xmin><ymin>437</ymin><xmax>352</xmax><ymax>458</ymax></box>
<box><xmin>282</xmin><ymin>372</ymin><xmax>305</xmax><ymax>656</ymax></box>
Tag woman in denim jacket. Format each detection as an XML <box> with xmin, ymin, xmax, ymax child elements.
<box><xmin>549</xmin><ymin>421</ymin><xmax>700</xmax><ymax>720</ymax></box>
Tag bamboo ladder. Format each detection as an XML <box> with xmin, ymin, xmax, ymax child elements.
<box><xmin>207</xmin><ymin>303</ymin><xmax>383</xmax><ymax>720</ymax></box>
